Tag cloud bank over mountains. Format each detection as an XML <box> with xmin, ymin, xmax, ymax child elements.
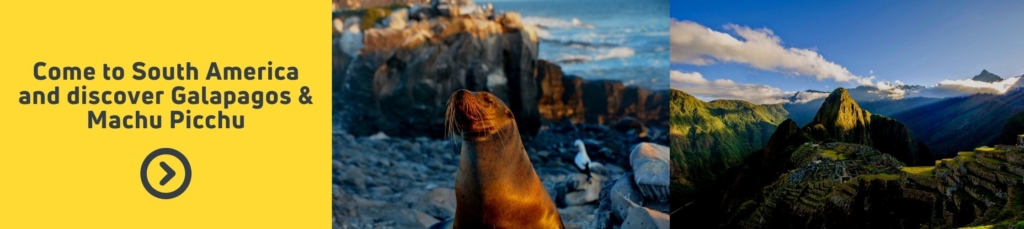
<box><xmin>671</xmin><ymin>70</ymin><xmax>829</xmax><ymax>104</ymax></box>
<box><xmin>671</xmin><ymin>19</ymin><xmax>1024</xmax><ymax>104</ymax></box>
<box><xmin>913</xmin><ymin>77</ymin><xmax>1022</xmax><ymax>98</ymax></box>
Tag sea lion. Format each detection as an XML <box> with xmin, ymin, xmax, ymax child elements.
<box><xmin>436</xmin><ymin>89</ymin><xmax>564</xmax><ymax>229</ymax></box>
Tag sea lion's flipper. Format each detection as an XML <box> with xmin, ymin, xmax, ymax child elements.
<box><xmin>428</xmin><ymin>218</ymin><xmax>454</xmax><ymax>229</ymax></box>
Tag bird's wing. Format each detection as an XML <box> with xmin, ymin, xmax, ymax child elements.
<box><xmin>575</xmin><ymin>151</ymin><xmax>589</xmax><ymax>168</ymax></box>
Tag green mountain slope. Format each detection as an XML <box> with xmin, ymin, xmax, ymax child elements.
<box><xmin>669</xmin><ymin>89</ymin><xmax>788</xmax><ymax>204</ymax></box>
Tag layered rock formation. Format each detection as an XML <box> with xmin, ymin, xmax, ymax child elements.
<box><xmin>333</xmin><ymin>5</ymin><xmax>668</xmax><ymax>138</ymax></box>
<box><xmin>537</xmin><ymin>60</ymin><xmax>670</xmax><ymax>127</ymax></box>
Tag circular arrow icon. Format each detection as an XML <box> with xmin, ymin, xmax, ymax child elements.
<box><xmin>141</xmin><ymin>148</ymin><xmax>192</xmax><ymax>199</ymax></box>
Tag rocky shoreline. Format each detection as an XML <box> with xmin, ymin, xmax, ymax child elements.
<box><xmin>333</xmin><ymin>120</ymin><xmax>670</xmax><ymax>228</ymax></box>
<box><xmin>332</xmin><ymin>1</ymin><xmax>670</xmax><ymax>228</ymax></box>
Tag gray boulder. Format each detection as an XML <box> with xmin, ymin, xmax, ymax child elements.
<box><xmin>621</xmin><ymin>206</ymin><xmax>670</xmax><ymax>229</ymax></box>
<box><xmin>609</xmin><ymin>174</ymin><xmax>644</xmax><ymax>220</ymax></box>
<box><xmin>630</xmin><ymin>143</ymin><xmax>670</xmax><ymax>202</ymax></box>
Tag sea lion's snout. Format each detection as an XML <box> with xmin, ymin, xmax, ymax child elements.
<box><xmin>453</xmin><ymin>89</ymin><xmax>488</xmax><ymax>121</ymax></box>
<box><xmin>447</xmin><ymin>89</ymin><xmax>511</xmax><ymax>138</ymax></box>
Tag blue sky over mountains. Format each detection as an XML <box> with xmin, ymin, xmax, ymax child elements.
<box><xmin>671</xmin><ymin>0</ymin><xmax>1024</xmax><ymax>104</ymax></box>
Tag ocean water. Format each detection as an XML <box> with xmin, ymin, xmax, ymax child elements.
<box><xmin>490</xmin><ymin>0</ymin><xmax>670</xmax><ymax>90</ymax></box>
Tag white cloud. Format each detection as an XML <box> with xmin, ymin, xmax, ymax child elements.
<box><xmin>873</xmin><ymin>80</ymin><xmax>908</xmax><ymax>99</ymax></box>
<box><xmin>912</xmin><ymin>76</ymin><xmax>1022</xmax><ymax>98</ymax></box>
<box><xmin>670</xmin><ymin>71</ymin><xmax>707</xmax><ymax>85</ymax></box>
<box><xmin>790</xmin><ymin>91</ymin><xmax>831</xmax><ymax>104</ymax></box>
<box><xmin>671</xmin><ymin>70</ymin><xmax>800</xmax><ymax>104</ymax></box>
<box><xmin>671</xmin><ymin>19</ymin><xmax>873</xmax><ymax>85</ymax></box>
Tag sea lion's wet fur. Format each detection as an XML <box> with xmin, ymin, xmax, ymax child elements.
<box><xmin>444</xmin><ymin>90</ymin><xmax>564</xmax><ymax>229</ymax></box>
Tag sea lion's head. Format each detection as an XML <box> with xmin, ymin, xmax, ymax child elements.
<box><xmin>446</xmin><ymin>89</ymin><xmax>515</xmax><ymax>140</ymax></box>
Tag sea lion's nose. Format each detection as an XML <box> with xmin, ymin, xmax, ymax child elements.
<box><xmin>455</xmin><ymin>89</ymin><xmax>473</xmax><ymax>98</ymax></box>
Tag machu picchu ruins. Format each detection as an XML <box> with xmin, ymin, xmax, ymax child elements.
<box><xmin>696</xmin><ymin>141</ymin><xmax>1024</xmax><ymax>228</ymax></box>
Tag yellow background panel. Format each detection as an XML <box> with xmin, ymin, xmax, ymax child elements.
<box><xmin>0</xmin><ymin>1</ymin><xmax>329</xmax><ymax>228</ymax></box>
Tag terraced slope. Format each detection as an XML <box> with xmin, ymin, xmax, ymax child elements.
<box><xmin>683</xmin><ymin>142</ymin><xmax>1024</xmax><ymax>228</ymax></box>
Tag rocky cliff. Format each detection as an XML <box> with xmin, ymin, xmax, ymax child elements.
<box><xmin>538</xmin><ymin>60</ymin><xmax>669</xmax><ymax>127</ymax></box>
<box><xmin>333</xmin><ymin>5</ymin><xmax>668</xmax><ymax>138</ymax></box>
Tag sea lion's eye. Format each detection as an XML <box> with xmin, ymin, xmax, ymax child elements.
<box><xmin>484</xmin><ymin>96</ymin><xmax>497</xmax><ymax>106</ymax></box>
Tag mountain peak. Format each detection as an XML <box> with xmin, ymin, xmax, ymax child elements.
<box><xmin>809</xmin><ymin>87</ymin><xmax>872</xmax><ymax>142</ymax></box>
<box><xmin>821</xmin><ymin>88</ymin><xmax>857</xmax><ymax>110</ymax></box>
<box><xmin>973</xmin><ymin>69</ymin><xmax>1003</xmax><ymax>83</ymax></box>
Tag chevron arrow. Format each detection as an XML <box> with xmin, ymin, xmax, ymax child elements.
<box><xmin>159</xmin><ymin>161</ymin><xmax>176</xmax><ymax>186</ymax></box>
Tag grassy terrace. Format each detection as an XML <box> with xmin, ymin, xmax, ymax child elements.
<box><xmin>976</xmin><ymin>146</ymin><xmax>997</xmax><ymax>152</ymax></box>
<box><xmin>821</xmin><ymin>149</ymin><xmax>847</xmax><ymax>160</ymax></box>
<box><xmin>851</xmin><ymin>173</ymin><xmax>900</xmax><ymax>183</ymax></box>
<box><xmin>959</xmin><ymin>220</ymin><xmax>1024</xmax><ymax>229</ymax></box>
<box><xmin>901</xmin><ymin>166</ymin><xmax>936</xmax><ymax>177</ymax></box>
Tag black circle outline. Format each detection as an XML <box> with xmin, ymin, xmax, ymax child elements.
<box><xmin>140</xmin><ymin>148</ymin><xmax>191</xmax><ymax>199</ymax></box>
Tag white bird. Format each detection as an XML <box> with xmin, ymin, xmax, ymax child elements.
<box><xmin>574</xmin><ymin>139</ymin><xmax>593</xmax><ymax>183</ymax></box>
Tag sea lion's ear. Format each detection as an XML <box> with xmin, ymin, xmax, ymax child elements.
<box><xmin>506</xmin><ymin>110</ymin><xmax>513</xmax><ymax>118</ymax></box>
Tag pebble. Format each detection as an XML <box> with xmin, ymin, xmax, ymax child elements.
<box><xmin>342</xmin><ymin>167</ymin><xmax>366</xmax><ymax>192</ymax></box>
<box><xmin>415</xmin><ymin>188</ymin><xmax>457</xmax><ymax>219</ymax></box>
<box><xmin>428</xmin><ymin>159</ymin><xmax>444</xmax><ymax>170</ymax></box>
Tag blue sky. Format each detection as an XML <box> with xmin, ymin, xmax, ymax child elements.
<box><xmin>671</xmin><ymin>0</ymin><xmax>1024</xmax><ymax>103</ymax></box>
